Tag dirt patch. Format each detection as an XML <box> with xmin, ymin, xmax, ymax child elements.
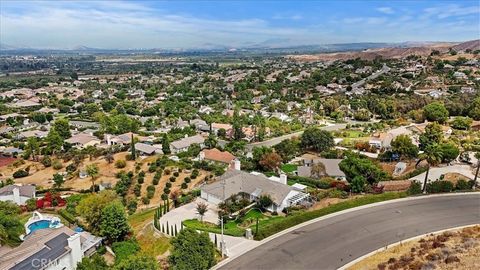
<box><xmin>349</xmin><ymin>225</ymin><xmax>480</xmax><ymax>270</ymax></box>
<box><xmin>442</xmin><ymin>172</ymin><xmax>471</xmax><ymax>185</ymax></box>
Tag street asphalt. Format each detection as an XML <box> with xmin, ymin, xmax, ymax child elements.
<box><xmin>219</xmin><ymin>194</ymin><xmax>480</xmax><ymax>270</ymax></box>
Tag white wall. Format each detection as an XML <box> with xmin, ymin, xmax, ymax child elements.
<box><xmin>200</xmin><ymin>190</ymin><xmax>222</xmax><ymax>205</ymax></box>
<box><xmin>0</xmin><ymin>194</ymin><xmax>30</xmax><ymax>205</ymax></box>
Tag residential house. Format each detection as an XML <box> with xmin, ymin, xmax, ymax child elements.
<box><xmin>105</xmin><ymin>132</ymin><xmax>145</xmax><ymax>146</ymax></box>
<box><xmin>170</xmin><ymin>135</ymin><xmax>205</xmax><ymax>154</ymax></box>
<box><xmin>0</xmin><ymin>226</ymin><xmax>102</xmax><ymax>270</ymax></box>
<box><xmin>134</xmin><ymin>142</ymin><xmax>163</xmax><ymax>156</ymax></box>
<box><xmin>199</xmin><ymin>148</ymin><xmax>235</xmax><ymax>165</ymax></box>
<box><xmin>199</xmin><ymin>105</ymin><xmax>214</xmax><ymax>114</ymax></box>
<box><xmin>200</xmin><ymin>162</ymin><xmax>309</xmax><ymax>212</ymax></box>
<box><xmin>0</xmin><ymin>184</ymin><xmax>35</xmax><ymax>205</ymax></box>
<box><xmin>211</xmin><ymin>123</ymin><xmax>233</xmax><ymax>135</ymax></box>
<box><xmin>297</xmin><ymin>156</ymin><xmax>346</xmax><ymax>180</ymax></box>
<box><xmin>190</xmin><ymin>119</ymin><xmax>210</xmax><ymax>132</ymax></box>
<box><xmin>65</xmin><ymin>133</ymin><xmax>101</xmax><ymax>149</ymax></box>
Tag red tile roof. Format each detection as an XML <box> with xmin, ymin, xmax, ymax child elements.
<box><xmin>201</xmin><ymin>148</ymin><xmax>235</xmax><ymax>164</ymax></box>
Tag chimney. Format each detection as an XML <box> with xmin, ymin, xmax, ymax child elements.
<box><xmin>12</xmin><ymin>186</ymin><xmax>20</xmax><ymax>205</ymax></box>
<box><xmin>106</xmin><ymin>134</ymin><xmax>111</xmax><ymax>145</ymax></box>
<box><xmin>280</xmin><ymin>174</ymin><xmax>287</xmax><ymax>185</ymax></box>
<box><xmin>67</xmin><ymin>233</ymin><xmax>82</xmax><ymax>267</ymax></box>
<box><xmin>234</xmin><ymin>159</ymin><xmax>241</xmax><ymax>171</ymax></box>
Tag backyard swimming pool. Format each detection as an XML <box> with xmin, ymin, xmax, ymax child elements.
<box><xmin>27</xmin><ymin>220</ymin><xmax>51</xmax><ymax>233</ymax></box>
<box><xmin>24</xmin><ymin>212</ymin><xmax>63</xmax><ymax>235</ymax></box>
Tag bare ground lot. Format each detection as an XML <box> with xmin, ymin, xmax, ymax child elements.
<box><xmin>1</xmin><ymin>152</ymin><xmax>209</xmax><ymax>209</ymax></box>
<box><xmin>349</xmin><ymin>225</ymin><xmax>480</xmax><ymax>270</ymax></box>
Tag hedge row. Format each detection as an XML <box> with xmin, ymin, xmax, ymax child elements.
<box><xmin>254</xmin><ymin>192</ymin><xmax>408</xmax><ymax>240</ymax></box>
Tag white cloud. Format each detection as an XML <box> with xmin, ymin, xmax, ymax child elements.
<box><xmin>376</xmin><ymin>7</ymin><xmax>394</xmax><ymax>14</ymax></box>
<box><xmin>0</xmin><ymin>1</ymin><xmax>478</xmax><ymax>48</ymax></box>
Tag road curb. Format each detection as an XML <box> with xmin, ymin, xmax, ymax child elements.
<box><xmin>338</xmin><ymin>224</ymin><xmax>480</xmax><ymax>270</ymax></box>
<box><xmin>212</xmin><ymin>192</ymin><xmax>479</xmax><ymax>269</ymax></box>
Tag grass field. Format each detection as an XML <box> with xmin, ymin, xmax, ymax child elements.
<box><xmin>281</xmin><ymin>164</ymin><xmax>298</xmax><ymax>173</ymax></box>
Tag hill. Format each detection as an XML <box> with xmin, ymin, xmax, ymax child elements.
<box><xmin>288</xmin><ymin>40</ymin><xmax>478</xmax><ymax>62</ymax></box>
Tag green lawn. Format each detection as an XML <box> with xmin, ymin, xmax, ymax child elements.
<box><xmin>254</xmin><ymin>192</ymin><xmax>407</xmax><ymax>240</ymax></box>
<box><xmin>183</xmin><ymin>208</ymin><xmax>278</xmax><ymax>237</ymax></box>
<box><xmin>281</xmin><ymin>164</ymin><xmax>298</xmax><ymax>173</ymax></box>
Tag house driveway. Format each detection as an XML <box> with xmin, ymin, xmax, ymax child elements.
<box><xmin>159</xmin><ymin>197</ymin><xmax>219</xmax><ymax>232</ymax></box>
<box><xmin>158</xmin><ymin>198</ymin><xmax>258</xmax><ymax>257</ymax></box>
<box><xmin>409</xmin><ymin>164</ymin><xmax>475</xmax><ymax>187</ymax></box>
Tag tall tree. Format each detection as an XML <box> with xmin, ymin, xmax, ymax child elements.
<box><xmin>162</xmin><ymin>134</ymin><xmax>171</xmax><ymax>154</ymax></box>
<box><xmin>99</xmin><ymin>201</ymin><xmax>131</xmax><ymax>243</ymax></box>
<box><xmin>419</xmin><ymin>122</ymin><xmax>443</xmax><ymax>150</ymax></box>
<box><xmin>419</xmin><ymin>144</ymin><xmax>443</xmax><ymax>193</ymax></box>
<box><xmin>311</xmin><ymin>162</ymin><xmax>326</xmax><ymax>179</ymax></box>
<box><xmin>86</xmin><ymin>163</ymin><xmax>100</xmax><ymax>192</ymax></box>
<box><xmin>53</xmin><ymin>173</ymin><xmax>65</xmax><ymax>189</ymax></box>
<box><xmin>76</xmin><ymin>190</ymin><xmax>119</xmax><ymax>233</ymax></box>
<box><xmin>0</xmin><ymin>201</ymin><xmax>23</xmax><ymax>246</ymax></box>
<box><xmin>168</xmin><ymin>228</ymin><xmax>216</xmax><ymax>270</ymax></box>
<box><xmin>196</xmin><ymin>202</ymin><xmax>208</xmax><ymax>222</ymax></box>
<box><xmin>24</xmin><ymin>137</ymin><xmax>40</xmax><ymax>161</ymax></box>
<box><xmin>423</xmin><ymin>102</ymin><xmax>449</xmax><ymax>124</ymax></box>
<box><xmin>391</xmin><ymin>134</ymin><xmax>419</xmax><ymax>159</ymax></box>
<box><xmin>301</xmin><ymin>127</ymin><xmax>334</xmax><ymax>152</ymax></box>
<box><xmin>130</xmin><ymin>134</ymin><xmax>136</xmax><ymax>160</ymax></box>
<box><xmin>52</xmin><ymin>118</ymin><xmax>72</xmax><ymax>139</ymax></box>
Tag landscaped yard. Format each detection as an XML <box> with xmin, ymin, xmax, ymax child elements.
<box><xmin>183</xmin><ymin>208</ymin><xmax>282</xmax><ymax>237</ymax></box>
<box><xmin>281</xmin><ymin>164</ymin><xmax>298</xmax><ymax>173</ymax></box>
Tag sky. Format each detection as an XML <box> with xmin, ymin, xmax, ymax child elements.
<box><xmin>0</xmin><ymin>0</ymin><xmax>479</xmax><ymax>49</ymax></box>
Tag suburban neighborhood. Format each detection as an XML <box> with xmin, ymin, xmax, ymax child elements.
<box><xmin>0</xmin><ymin>1</ymin><xmax>479</xmax><ymax>269</ymax></box>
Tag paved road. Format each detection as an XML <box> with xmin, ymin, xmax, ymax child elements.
<box><xmin>219</xmin><ymin>194</ymin><xmax>480</xmax><ymax>270</ymax></box>
<box><xmin>242</xmin><ymin>121</ymin><xmax>376</xmax><ymax>151</ymax></box>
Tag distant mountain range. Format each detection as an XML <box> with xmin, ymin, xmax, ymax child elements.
<box><xmin>0</xmin><ymin>40</ymin><xmax>478</xmax><ymax>56</ymax></box>
<box><xmin>288</xmin><ymin>39</ymin><xmax>480</xmax><ymax>61</ymax></box>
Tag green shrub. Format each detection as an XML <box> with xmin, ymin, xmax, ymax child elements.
<box><xmin>52</xmin><ymin>160</ymin><xmax>63</xmax><ymax>170</ymax></box>
<box><xmin>112</xmin><ymin>240</ymin><xmax>140</xmax><ymax>263</ymax></box>
<box><xmin>169</xmin><ymin>176</ymin><xmax>176</xmax><ymax>182</ymax></box>
<box><xmin>455</xmin><ymin>179</ymin><xmax>474</xmax><ymax>190</ymax></box>
<box><xmin>426</xmin><ymin>180</ymin><xmax>454</xmax><ymax>193</ymax></box>
<box><xmin>407</xmin><ymin>181</ymin><xmax>422</xmax><ymax>195</ymax></box>
<box><xmin>142</xmin><ymin>197</ymin><xmax>150</xmax><ymax>205</ymax></box>
<box><xmin>13</xmin><ymin>169</ymin><xmax>29</xmax><ymax>178</ymax></box>
<box><xmin>41</xmin><ymin>156</ymin><xmax>52</xmax><ymax>167</ymax></box>
<box><xmin>58</xmin><ymin>209</ymin><xmax>76</xmax><ymax>225</ymax></box>
<box><xmin>181</xmin><ymin>182</ymin><xmax>188</xmax><ymax>189</ymax></box>
<box><xmin>134</xmin><ymin>184</ymin><xmax>141</xmax><ymax>197</ymax></box>
<box><xmin>115</xmin><ymin>159</ymin><xmax>127</xmax><ymax>169</ymax></box>
<box><xmin>184</xmin><ymin>177</ymin><xmax>191</xmax><ymax>183</ymax></box>
<box><xmin>147</xmin><ymin>185</ymin><xmax>155</xmax><ymax>199</ymax></box>
<box><xmin>173</xmin><ymin>171</ymin><xmax>180</xmax><ymax>177</ymax></box>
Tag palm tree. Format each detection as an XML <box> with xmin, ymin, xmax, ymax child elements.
<box><xmin>419</xmin><ymin>144</ymin><xmax>443</xmax><ymax>193</ymax></box>
<box><xmin>196</xmin><ymin>202</ymin><xmax>208</xmax><ymax>222</ymax></box>
<box><xmin>86</xmin><ymin>163</ymin><xmax>100</xmax><ymax>192</ymax></box>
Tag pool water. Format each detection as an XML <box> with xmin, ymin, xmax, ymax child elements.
<box><xmin>28</xmin><ymin>220</ymin><xmax>51</xmax><ymax>233</ymax></box>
